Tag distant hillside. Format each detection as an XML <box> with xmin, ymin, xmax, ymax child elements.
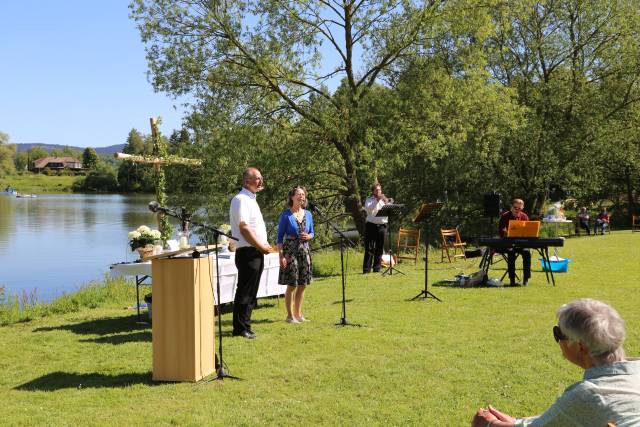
<box><xmin>15</xmin><ymin>143</ymin><xmax>125</xmax><ymax>155</ymax></box>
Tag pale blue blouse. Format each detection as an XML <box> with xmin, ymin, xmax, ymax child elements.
<box><xmin>514</xmin><ymin>358</ymin><xmax>640</xmax><ymax>426</ymax></box>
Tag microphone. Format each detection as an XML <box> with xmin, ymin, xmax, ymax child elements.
<box><xmin>148</xmin><ymin>201</ymin><xmax>173</xmax><ymax>215</ymax></box>
<box><xmin>308</xmin><ymin>202</ymin><xmax>322</xmax><ymax>215</ymax></box>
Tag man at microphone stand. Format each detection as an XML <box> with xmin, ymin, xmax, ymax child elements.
<box><xmin>363</xmin><ymin>183</ymin><xmax>392</xmax><ymax>274</ymax></box>
<box><xmin>229</xmin><ymin>167</ymin><xmax>272</xmax><ymax>339</ymax></box>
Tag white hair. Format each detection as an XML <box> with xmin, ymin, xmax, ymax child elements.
<box><xmin>557</xmin><ymin>299</ymin><xmax>626</xmax><ymax>365</ymax></box>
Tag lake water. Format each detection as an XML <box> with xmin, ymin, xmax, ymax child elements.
<box><xmin>0</xmin><ymin>194</ymin><xmax>179</xmax><ymax>302</ymax></box>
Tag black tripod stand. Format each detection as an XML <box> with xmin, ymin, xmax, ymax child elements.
<box><xmin>190</xmin><ymin>220</ymin><xmax>240</xmax><ymax>381</ymax></box>
<box><xmin>310</xmin><ymin>204</ymin><xmax>360</xmax><ymax>327</ymax></box>
<box><xmin>411</xmin><ymin>202</ymin><xmax>443</xmax><ymax>301</ymax></box>
<box><xmin>377</xmin><ymin>203</ymin><xmax>405</xmax><ymax>276</ymax></box>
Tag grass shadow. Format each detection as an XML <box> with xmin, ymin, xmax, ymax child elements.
<box><xmin>15</xmin><ymin>371</ymin><xmax>156</xmax><ymax>391</ymax></box>
<box><xmin>79</xmin><ymin>331</ymin><xmax>151</xmax><ymax>345</ymax></box>
<box><xmin>33</xmin><ymin>314</ymin><xmax>147</xmax><ymax>336</ymax></box>
<box><xmin>431</xmin><ymin>280</ymin><xmax>516</xmax><ymax>290</ymax></box>
<box><xmin>331</xmin><ymin>298</ymin><xmax>354</xmax><ymax>305</ymax></box>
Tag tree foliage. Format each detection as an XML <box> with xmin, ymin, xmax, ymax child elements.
<box><xmin>117</xmin><ymin>129</ymin><xmax>155</xmax><ymax>192</ymax></box>
<box><xmin>0</xmin><ymin>131</ymin><xmax>16</xmax><ymax>178</ymax></box>
<box><xmin>74</xmin><ymin>163</ymin><xmax>119</xmax><ymax>192</ymax></box>
<box><xmin>82</xmin><ymin>147</ymin><xmax>99</xmax><ymax>170</ymax></box>
<box><xmin>131</xmin><ymin>0</ymin><xmax>640</xmax><ymax>233</ymax></box>
<box><xmin>130</xmin><ymin>0</ymin><xmax>461</xmax><ymax>233</ymax></box>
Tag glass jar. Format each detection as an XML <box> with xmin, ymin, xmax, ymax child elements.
<box><xmin>178</xmin><ymin>231</ymin><xmax>190</xmax><ymax>249</ymax></box>
<box><xmin>153</xmin><ymin>240</ymin><xmax>164</xmax><ymax>255</ymax></box>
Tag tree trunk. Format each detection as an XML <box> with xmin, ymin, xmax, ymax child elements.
<box><xmin>343</xmin><ymin>158</ymin><xmax>365</xmax><ymax>238</ymax></box>
<box><xmin>625</xmin><ymin>166</ymin><xmax>635</xmax><ymax>221</ymax></box>
<box><xmin>331</xmin><ymin>134</ymin><xmax>366</xmax><ymax>238</ymax></box>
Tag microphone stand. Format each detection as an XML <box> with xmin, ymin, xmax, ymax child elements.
<box><xmin>188</xmin><ymin>219</ymin><xmax>240</xmax><ymax>381</ymax></box>
<box><xmin>312</xmin><ymin>206</ymin><xmax>360</xmax><ymax>327</ymax></box>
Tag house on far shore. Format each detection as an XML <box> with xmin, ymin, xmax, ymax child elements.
<box><xmin>32</xmin><ymin>157</ymin><xmax>83</xmax><ymax>173</ymax></box>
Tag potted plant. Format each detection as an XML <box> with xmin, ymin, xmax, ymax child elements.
<box><xmin>129</xmin><ymin>225</ymin><xmax>162</xmax><ymax>259</ymax></box>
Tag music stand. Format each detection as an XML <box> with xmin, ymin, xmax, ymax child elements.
<box><xmin>311</xmin><ymin>206</ymin><xmax>360</xmax><ymax>327</ymax></box>
<box><xmin>377</xmin><ymin>203</ymin><xmax>405</xmax><ymax>276</ymax></box>
<box><xmin>411</xmin><ymin>202</ymin><xmax>443</xmax><ymax>301</ymax></box>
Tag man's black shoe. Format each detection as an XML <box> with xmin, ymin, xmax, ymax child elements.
<box><xmin>233</xmin><ymin>330</ymin><xmax>256</xmax><ymax>339</ymax></box>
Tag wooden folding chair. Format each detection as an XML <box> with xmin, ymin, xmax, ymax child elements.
<box><xmin>440</xmin><ymin>228</ymin><xmax>467</xmax><ymax>262</ymax></box>
<box><xmin>396</xmin><ymin>228</ymin><xmax>420</xmax><ymax>264</ymax></box>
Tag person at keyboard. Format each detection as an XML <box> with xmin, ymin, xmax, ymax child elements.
<box><xmin>498</xmin><ymin>198</ymin><xmax>531</xmax><ymax>286</ymax></box>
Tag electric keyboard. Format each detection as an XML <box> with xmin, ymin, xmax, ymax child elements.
<box><xmin>477</xmin><ymin>237</ymin><xmax>564</xmax><ymax>250</ymax></box>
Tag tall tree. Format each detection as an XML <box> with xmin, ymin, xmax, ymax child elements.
<box><xmin>123</xmin><ymin>128</ymin><xmax>145</xmax><ymax>154</ymax></box>
<box><xmin>486</xmin><ymin>0</ymin><xmax>640</xmax><ymax>213</ymax></box>
<box><xmin>118</xmin><ymin>129</ymin><xmax>155</xmax><ymax>192</ymax></box>
<box><xmin>0</xmin><ymin>131</ymin><xmax>16</xmax><ymax>178</ymax></box>
<box><xmin>82</xmin><ymin>147</ymin><xmax>99</xmax><ymax>170</ymax></box>
<box><xmin>130</xmin><ymin>0</ymin><xmax>459</xmax><ymax>233</ymax></box>
<box><xmin>26</xmin><ymin>146</ymin><xmax>49</xmax><ymax>171</ymax></box>
<box><xmin>14</xmin><ymin>152</ymin><xmax>29</xmax><ymax>172</ymax></box>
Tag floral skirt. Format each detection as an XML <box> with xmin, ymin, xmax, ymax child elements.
<box><xmin>278</xmin><ymin>239</ymin><xmax>312</xmax><ymax>286</ymax></box>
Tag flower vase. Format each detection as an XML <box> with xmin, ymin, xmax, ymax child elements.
<box><xmin>137</xmin><ymin>245</ymin><xmax>154</xmax><ymax>260</ymax></box>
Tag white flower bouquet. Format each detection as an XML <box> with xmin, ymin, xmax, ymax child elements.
<box><xmin>128</xmin><ymin>225</ymin><xmax>162</xmax><ymax>251</ymax></box>
<box><xmin>217</xmin><ymin>224</ymin><xmax>231</xmax><ymax>246</ymax></box>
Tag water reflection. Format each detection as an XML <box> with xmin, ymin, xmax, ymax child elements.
<box><xmin>0</xmin><ymin>194</ymin><xmax>184</xmax><ymax>302</ymax></box>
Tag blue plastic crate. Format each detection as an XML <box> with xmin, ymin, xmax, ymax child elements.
<box><xmin>539</xmin><ymin>258</ymin><xmax>570</xmax><ymax>272</ymax></box>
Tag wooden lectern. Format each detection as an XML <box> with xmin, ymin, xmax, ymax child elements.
<box><xmin>151</xmin><ymin>256</ymin><xmax>215</xmax><ymax>382</ymax></box>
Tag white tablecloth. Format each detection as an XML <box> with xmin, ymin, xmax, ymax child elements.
<box><xmin>542</xmin><ymin>219</ymin><xmax>574</xmax><ymax>237</ymax></box>
<box><xmin>110</xmin><ymin>252</ymin><xmax>284</xmax><ymax>305</ymax></box>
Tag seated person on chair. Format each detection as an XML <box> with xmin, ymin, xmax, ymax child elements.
<box><xmin>595</xmin><ymin>208</ymin><xmax>610</xmax><ymax>235</ymax></box>
<box><xmin>576</xmin><ymin>207</ymin><xmax>591</xmax><ymax>235</ymax></box>
<box><xmin>498</xmin><ymin>198</ymin><xmax>531</xmax><ymax>287</ymax></box>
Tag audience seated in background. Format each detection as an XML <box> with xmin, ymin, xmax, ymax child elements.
<box><xmin>595</xmin><ymin>208</ymin><xmax>610</xmax><ymax>235</ymax></box>
<box><xmin>471</xmin><ymin>299</ymin><xmax>640</xmax><ymax>427</ymax></box>
<box><xmin>576</xmin><ymin>207</ymin><xmax>591</xmax><ymax>235</ymax></box>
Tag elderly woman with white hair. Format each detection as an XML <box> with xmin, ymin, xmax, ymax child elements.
<box><xmin>472</xmin><ymin>299</ymin><xmax>640</xmax><ymax>427</ymax></box>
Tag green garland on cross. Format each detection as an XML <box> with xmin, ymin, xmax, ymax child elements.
<box><xmin>150</xmin><ymin>117</ymin><xmax>172</xmax><ymax>242</ymax></box>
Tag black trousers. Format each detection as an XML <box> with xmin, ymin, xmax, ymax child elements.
<box><xmin>507</xmin><ymin>248</ymin><xmax>531</xmax><ymax>284</ymax></box>
<box><xmin>233</xmin><ymin>247</ymin><xmax>264</xmax><ymax>334</ymax></box>
<box><xmin>577</xmin><ymin>220</ymin><xmax>591</xmax><ymax>235</ymax></box>
<box><xmin>363</xmin><ymin>222</ymin><xmax>386</xmax><ymax>273</ymax></box>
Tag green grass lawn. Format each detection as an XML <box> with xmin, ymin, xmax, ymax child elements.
<box><xmin>1</xmin><ymin>174</ymin><xmax>79</xmax><ymax>194</ymax></box>
<box><xmin>1</xmin><ymin>232</ymin><xmax>639</xmax><ymax>425</ymax></box>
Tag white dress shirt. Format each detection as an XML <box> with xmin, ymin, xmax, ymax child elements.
<box><xmin>365</xmin><ymin>196</ymin><xmax>388</xmax><ymax>225</ymax></box>
<box><xmin>230</xmin><ymin>187</ymin><xmax>268</xmax><ymax>249</ymax></box>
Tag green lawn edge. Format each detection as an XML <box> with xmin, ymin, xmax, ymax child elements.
<box><xmin>1</xmin><ymin>232</ymin><xmax>639</xmax><ymax>426</ymax></box>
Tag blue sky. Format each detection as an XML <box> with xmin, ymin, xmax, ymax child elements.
<box><xmin>0</xmin><ymin>1</ymin><xmax>187</xmax><ymax>148</ymax></box>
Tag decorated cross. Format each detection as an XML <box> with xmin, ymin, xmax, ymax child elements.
<box><xmin>114</xmin><ymin>117</ymin><xmax>202</xmax><ymax>242</ymax></box>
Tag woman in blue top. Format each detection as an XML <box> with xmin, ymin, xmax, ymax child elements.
<box><xmin>277</xmin><ymin>186</ymin><xmax>314</xmax><ymax>324</ymax></box>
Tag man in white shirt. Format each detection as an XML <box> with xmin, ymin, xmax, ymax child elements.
<box><xmin>229</xmin><ymin>167</ymin><xmax>272</xmax><ymax>339</ymax></box>
<box><xmin>363</xmin><ymin>183</ymin><xmax>391</xmax><ymax>273</ymax></box>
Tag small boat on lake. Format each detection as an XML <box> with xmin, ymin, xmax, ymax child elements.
<box><xmin>15</xmin><ymin>193</ymin><xmax>37</xmax><ymax>198</ymax></box>
<box><xmin>2</xmin><ymin>187</ymin><xmax>18</xmax><ymax>196</ymax></box>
